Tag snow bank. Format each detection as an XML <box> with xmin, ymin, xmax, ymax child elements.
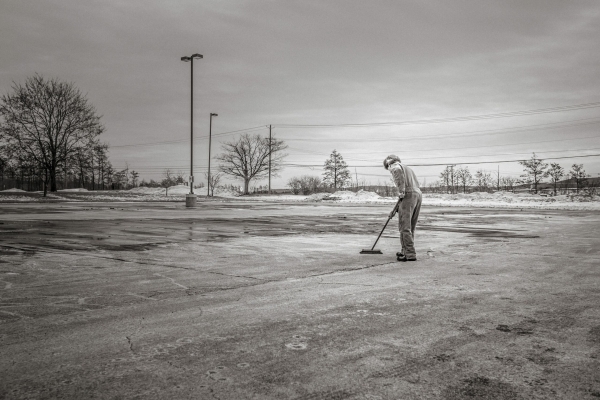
<box><xmin>421</xmin><ymin>191</ymin><xmax>600</xmax><ymax>211</ymax></box>
<box><xmin>2</xmin><ymin>186</ymin><xmax>598</xmax><ymax>210</ymax></box>
<box><xmin>165</xmin><ymin>185</ymin><xmax>190</xmax><ymax>195</ymax></box>
<box><xmin>1</xmin><ymin>188</ymin><xmax>26</xmax><ymax>192</ymax></box>
<box><xmin>58</xmin><ymin>188</ymin><xmax>89</xmax><ymax>192</ymax></box>
<box><xmin>316</xmin><ymin>190</ymin><xmax>383</xmax><ymax>203</ymax></box>
<box><xmin>128</xmin><ymin>185</ymin><xmax>241</xmax><ymax>198</ymax></box>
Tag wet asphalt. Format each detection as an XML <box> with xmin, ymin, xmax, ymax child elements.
<box><xmin>0</xmin><ymin>200</ymin><xmax>599</xmax><ymax>399</ymax></box>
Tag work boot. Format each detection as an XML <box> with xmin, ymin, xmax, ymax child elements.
<box><xmin>396</xmin><ymin>252</ymin><xmax>405</xmax><ymax>258</ymax></box>
<box><xmin>397</xmin><ymin>255</ymin><xmax>417</xmax><ymax>262</ymax></box>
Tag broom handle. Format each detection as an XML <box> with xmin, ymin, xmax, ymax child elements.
<box><xmin>370</xmin><ymin>198</ymin><xmax>402</xmax><ymax>251</ymax></box>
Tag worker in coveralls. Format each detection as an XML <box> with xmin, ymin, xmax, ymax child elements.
<box><xmin>384</xmin><ymin>155</ymin><xmax>422</xmax><ymax>261</ymax></box>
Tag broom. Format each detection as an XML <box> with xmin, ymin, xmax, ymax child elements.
<box><xmin>360</xmin><ymin>197</ymin><xmax>402</xmax><ymax>254</ymax></box>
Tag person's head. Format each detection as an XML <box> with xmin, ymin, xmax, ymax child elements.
<box><xmin>383</xmin><ymin>154</ymin><xmax>401</xmax><ymax>170</ymax></box>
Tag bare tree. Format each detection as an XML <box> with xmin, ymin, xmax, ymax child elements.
<box><xmin>0</xmin><ymin>146</ymin><xmax>8</xmax><ymax>190</ymax></box>
<box><xmin>454</xmin><ymin>166</ymin><xmax>472</xmax><ymax>193</ymax></box>
<box><xmin>500</xmin><ymin>176</ymin><xmax>517</xmax><ymax>192</ymax></box>
<box><xmin>287</xmin><ymin>177</ymin><xmax>301</xmax><ymax>194</ymax></box>
<box><xmin>439</xmin><ymin>168</ymin><xmax>451</xmax><ymax>193</ymax></box>
<box><xmin>303</xmin><ymin>176</ymin><xmax>322</xmax><ymax>194</ymax></box>
<box><xmin>288</xmin><ymin>175</ymin><xmax>322</xmax><ymax>195</ymax></box>
<box><xmin>104</xmin><ymin>163</ymin><xmax>115</xmax><ymax>190</ymax></box>
<box><xmin>75</xmin><ymin>146</ymin><xmax>92</xmax><ymax>189</ymax></box>
<box><xmin>547</xmin><ymin>163</ymin><xmax>564</xmax><ymax>195</ymax></box>
<box><xmin>161</xmin><ymin>169</ymin><xmax>177</xmax><ymax>195</ymax></box>
<box><xmin>570</xmin><ymin>164</ymin><xmax>588</xmax><ymax>194</ymax></box>
<box><xmin>217</xmin><ymin>133</ymin><xmax>287</xmax><ymax>195</ymax></box>
<box><xmin>173</xmin><ymin>170</ymin><xmax>187</xmax><ymax>186</ymax></box>
<box><xmin>204</xmin><ymin>171</ymin><xmax>222</xmax><ymax>196</ymax></box>
<box><xmin>475</xmin><ymin>169</ymin><xmax>493</xmax><ymax>192</ymax></box>
<box><xmin>111</xmin><ymin>169</ymin><xmax>128</xmax><ymax>190</ymax></box>
<box><xmin>0</xmin><ymin>75</ymin><xmax>104</xmax><ymax>195</ymax></box>
<box><xmin>94</xmin><ymin>144</ymin><xmax>109</xmax><ymax>190</ymax></box>
<box><xmin>519</xmin><ymin>153</ymin><xmax>548</xmax><ymax>194</ymax></box>
<box><xmin>130</xmin><ymin>170</ymin><xmax>139</xmax><ymax>188</ymax></box>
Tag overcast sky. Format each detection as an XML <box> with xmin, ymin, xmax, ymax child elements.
<box><xmin>2</xmin><ymin>0</ymin><xmax>600</xmax><ymax>188</ymax></box>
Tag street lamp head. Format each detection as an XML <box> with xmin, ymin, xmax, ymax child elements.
<box><xmin>181</xmin><ymin>56</ymin><xmax>191</xmax><ymax>62</ymax></box>
<box><xmin>211</xmin><ymin>113</ymin><xmax>218</xmax><ymax>117</ymax></box>
<box><xmin>191</xmin><ymin>53</ymin><xmax>203</xmax><ymax>59</ymax></box>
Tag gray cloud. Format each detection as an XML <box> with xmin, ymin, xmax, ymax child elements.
<box><xmin>1</xmin><ymin>0</ymin><xmax>599</xmax><ymax>184</ymax></box>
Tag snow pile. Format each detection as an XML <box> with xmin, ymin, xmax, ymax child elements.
<box><xmin>567</xmin><ymin>193</ymin><xmax>600</xmax><ymax>202</ymax></box>
<box><xmin>2</xmin><ymin>186</ymin><xmax>598</xmax><ymax>210</ymax></box>
<box><xmin>127</xmin><ymin>185</ymin><xmax>242</xmax><ymax>198</ymax></box>
<box><xmin>355</xmin><ymin>189</ymin><xmax>382</xmax><ymax>201</ymax></box>
<box><xmin>317</xmin><ymin>190</ymin><xmax>383</xmax><ymax>203</ymax></box>
<box><xmin>213</xmin><ymin>187</ymin><xmax>241</xmax><ymax>198</ymax></box>
<box><xmin>164</xmin><ymin>185</ymin><xmax>190</xmax><ymax>195</ymax></box>
<box><xmin>1</xmin><ymin>188</ymin><xmax>26</xmax><ymax>192</ymax></box>
<box><xmin>422</xmin><ymin>191</ymin><xmax>600</xmax><ymax>210</ymax></box>
<box><xmin>0</xmin><ymin>195</ymin><xmax>34</xmax><ymax>201</ymax></box>
<box><xmin>58</xmin><ymin>188</ymin><xmax>89</xmax><ymax>192</ymax></box>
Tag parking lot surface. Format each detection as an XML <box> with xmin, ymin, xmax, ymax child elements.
<box><xmin>1</xmin><ymin>201</ymin><xmax>599</xmax><ymax>399</ymax></box>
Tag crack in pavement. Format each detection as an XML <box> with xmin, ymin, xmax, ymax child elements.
<box><xmin>318</xmin><ymin>282</ymin><xmax>376</xmax><ymax>287</ymax></box>
<box><xmin>153</xmin><ymin>273</ymin><xmax>189</xmax><ymax>289</ymax></box>
<box><xmin>127</xmin><ymin>292</ymin><xmax>158</xmax><ymax>301</ymax></box>
<box><xmin>303</xmin><ymin>262</ymin><xmax>397</xmax><ymax>279</ymax></box>
<box><xmin>203</xmin><ymin>270</ymin><xmax>273</xmax><ymax>281</ymax></box>
<box><xmin>126</xmin><ymin>336</ymin><xmax>134</xmax><ymax>353</ymax></box>
<box><xmin>0</xmin><ymin>244</ymin><xmax>197</xmax><ymax>270</ymax></box>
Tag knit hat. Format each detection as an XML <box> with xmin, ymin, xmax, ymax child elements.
<box><xmin>383</xmin><ymin>154</ymin><xmax>401</xmax><ymax>170</ymax></box>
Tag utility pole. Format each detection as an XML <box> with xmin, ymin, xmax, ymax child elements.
<box><xmin>64</xmin><ymin>140</ymin><xmax>67</xmax><ymax>190</ymax></box>
<box><xmin>450</xmin><ymin>165</ymin><xmax>455</xmax><ymax>194</ymax></box>
<box><xmin>207</xmin><ymin>113</ymin><xmax>218</xmax><ymax>197</ymax></box>
<box><xmin>268</xmin><ymin>125</ymin><xmax>272</xmax><ymax>194</ymax></box>
<box><xmin>180</xmin><ymin>53</ymin><xmax>203</xmax><ymax>207</ymax></box>
<box><xmin>497</xmin><ymin>165</ymin><xmax>500</xmax><ymax>191</ymax></box>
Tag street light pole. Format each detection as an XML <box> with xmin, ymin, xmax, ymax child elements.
<box><xmin>207</xmin><ymin>113</ymin><xmax>218</xmax><ymax>197</ymax></box>
<box><xmin>181</xmin><ymin>53</ymin><xmax>203</xmax><ymax>207</ymax></box>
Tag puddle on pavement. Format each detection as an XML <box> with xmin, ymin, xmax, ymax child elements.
<box><xmin>418</xmin><ymin>225</ymin><xmax>539</xmax><ymax>239</ymax></box>
<box><xmin>0</xmin><ymin>207</ymin><xmax>542</xmax><ymax>256</ymax></box>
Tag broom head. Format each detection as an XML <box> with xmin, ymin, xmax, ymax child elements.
<box><xmin>360</xmin><ymin>249</ymin><xmax>383</xmax><ymax>254</ymax></box>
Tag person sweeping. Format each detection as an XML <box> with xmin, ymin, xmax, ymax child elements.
<box><xmin>384</xmin><ymin>154</ymin><xmax>422</xmax><ymax>262</ymax></box>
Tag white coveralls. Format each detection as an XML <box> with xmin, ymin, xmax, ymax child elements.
<box><xmin>388</xmin><ymin>162</ymin><xmax>422</xmax><ymax>259</ymax></box>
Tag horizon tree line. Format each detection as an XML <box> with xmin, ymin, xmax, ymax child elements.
<box><xmin>2</xmin><ymin>76</ymin><xmax>594</xmax><ymax>197</ymax></box>
<box><xmin>0</xmin><ymin>75</ymin><xmax>143</xmax><ymax>195</ymax></box>
<box><xmin>430</xmin><ymin>153</ymin><xmax>592</xmax><ymax>195</ymax></box>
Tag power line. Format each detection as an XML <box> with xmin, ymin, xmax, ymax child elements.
<box><xmin>108</xmin><ymin>102</ymin><xmax>600</xmax><ymax>150</ymax></box>
<box><xmin>274</xmin><ymin>101</ymin><xmax>600</xmax><ymax>128</ymax></box>
<box><xmin>108</xmin><ymin>107</ymin><xmax>600</xmax><ymax>152</ymax></box>
<box><xmin>128</xmin><ymin>148</ymin><xmax>600</xmax><ymax>172</ymax></box>
<box><xmin>208</xmin><ymin>125</ymin><xmax>267</xmax><ymax>138</ymax></box>
<box><xmin>282</xmin><ymin>151</ymin><xmax>600</xmax><ymax>168</ymax></box>
<box><xmin>296</xmin><ymin>134</ymin><xmax>600</xmax><ymax>157</ymax></box>
<box><xmin>283</xmin><ymin>117</ymin><xmax>600</xmax><ymax>142</ymax></box>
<box><xmin>110</xmin><ymin>125</ymin><xmax>266</xmax><ymax>149</ymax></box>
